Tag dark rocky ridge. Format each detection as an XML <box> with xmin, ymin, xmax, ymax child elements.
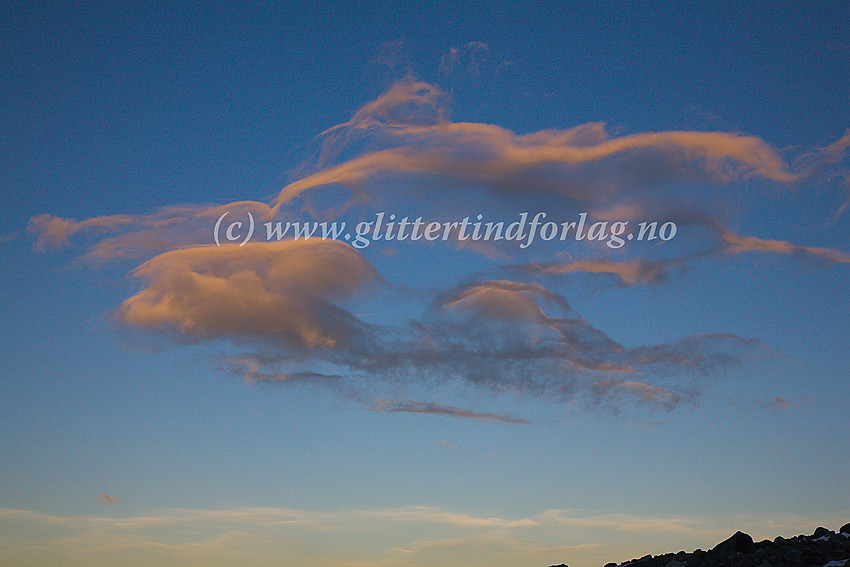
<box><xmin>551</xmin><ymin>523</ymin><xmax>850</xmax><ymax>567</ymax></box>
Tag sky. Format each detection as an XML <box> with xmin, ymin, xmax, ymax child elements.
<box><xmin>1</xmin><ymin>1</ymin><xmax>849</xmax><ymax>566</ymax></box>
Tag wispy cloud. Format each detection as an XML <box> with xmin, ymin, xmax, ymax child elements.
<box><xmin>761</xmin><ymin>395</ymin><xmax>813</xmax><ymax>411</ymax></box>
<box><xmin>271</xmin><ymin>81</ymin><xmax>796</xmax><ymax>211</ymax></box>
<box><xmin>590</xmin><ymin>379</ymin><xmax>683</xmax><ymax>411</ymax></box>
<box><xmin>369</xmin><ymin>400</ymin><xmax>532</xmax><ymax>424</ymax></box>
<box><xmin>793</xmin><ymin>128</ymin><xmax>850</xmax><ymax>217</ymax></box>
<box><xmin>28</xmin><ymin>81</ymin><xmax>810</xmax><ymax>264</ymax></box>
<box><xmin>718</xmin><ymin>227</ymin><xmax>850</xmax><ymax>263</ymax></box>
<box><xmin>506</xmin><ymin>258</ymin><xmax>686</xmax><ymax>286</ymax></box>
<box><xmin>26</xmin><ymin>80</ymin><xmax>844</xmax><ymax>417</ymax></box>
<box><xmin>1</xmin><ymin>504</ymin><xmax>844</xmax><ymax>567</ymax></box>
<box><xmin>126</xmin><ymin>268</ymin><xmax>763</xmax><ymax>413</ymax></box>
<box><xmin>97</xmin><ymin>493</ymin><xmax>121</xmax><ymax>505</ymax></box>
<box><xmin>112</xmin><ymin>261</ymin><xmax>761</xmax><ymax>414</ymax></box>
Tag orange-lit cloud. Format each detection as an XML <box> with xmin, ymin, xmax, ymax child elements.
<box><xmin>26</xmin><ymin>80</ymin><xmax>838</xmax><ymax>417</ymax></box>
<box><xmin>27</xmin><ymin>201</ymin><xmax>277</xmax><ymax>260</ymax></box>
<box><xmin>718</xmin><ymin>228</ymin><xmax>850</xmax><ymax>263</ymax></box>
<box><xmin>272</xmin><ymin>83</ymin><xmax>797</xmax><ymax>209</ymax></box>
<box><xmin>118</xmin><ymin>240</ymin><xmax>379</xmax><ymax>353</ymax></box>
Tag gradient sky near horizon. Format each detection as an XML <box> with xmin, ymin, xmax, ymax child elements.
<box><xmin>2</xmin><ymin>1</ymin><xmax>849</xmax><ymax>566</ymax></box>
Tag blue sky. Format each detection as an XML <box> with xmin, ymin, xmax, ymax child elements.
<box><xmin>2</xmin><ymin>1</ymin><xmax>849</xmax><ymax>566</ymax></box>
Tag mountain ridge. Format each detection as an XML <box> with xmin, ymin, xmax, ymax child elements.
<box><xmin>550</xmin><ymin>523</ymin><xmax>850</xmax><ymax>567</ymax></box>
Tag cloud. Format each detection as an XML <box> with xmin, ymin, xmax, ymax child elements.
<box><xmin>100</xmin><ymin>223</ymin><xmax>751</xmax><ymax>414</ymax></box>
<box><xmin>272</xmin><ymin>101</ymin><xmax>797</xmax><ymax>209</ymax></box>
<box><xmin>117</xmin><ymin>240</ymin><xmax>380</xmax><ymax>355</ymax></box>
<box><xmin>97</xmin><ymin>493</ymin><xmax>121</xmax><ymax>505</ymax></box>
<box><xmin>506</xmin><ymin>258</ymin><xmax>684</xmax><ymax>286</ymax></box>
<box><xmin>505</xmin><ymin>216</ymin><xmax>848</xmax><ymax>288</ymax></box>
<box><xmin>369</xmin><ymin>400</ymin><xmax>532</xmax><ymax>424</ymax></box>
<box><xmin>2</xmin><ymin>504</ymin><xmax>845</xmax><ymax>567</ymax></box>
<box><xmin>333</xmin><ymin>280</ymin><xmax>762</xmax><ymax>413</ymax></box>
<box><xmin>790</xmin><ymin>129</ymin><xmax>850</xmax><ymax>216</ymax></box>
<box><xmin>28</xmin><ymin>213</ymin><xmax>137</xmax><ymax>252</ymax></box>
<box><xmin>590</xmin><ymin>379</ymin><xmax>682</xmax><ymax>411</ymax></box>
<box><xmin>760</xmin><ymin>395</ymin><xmax>813</xmax><ymax>411</ymax></box>
<box><xmin>28</xmin><ymin>80</ymin><xmax>835</xmax><ymax>417</ymax></box>
<box><xmin>717</xmin><ymin>227</ymin><xmax>850</xmax><ymax>263</ymax></box>
<box><xmin>26</xmin><ymin>201</ymin><xmax>278</xmax><ymax>260</ymax></box>
<box><xmin>438</xmin><ymin>280</ymin><xmax>571</xmax><ymax>323</ymax></box>
<box><xmin>432</xmin><ymin>281</ymin><xmax>759</xmax><ymax>378</ymax></box>
<box><xmin>178</xmin><ymin>276</ymin><xmax>760</xmax><ymax>414</ymax></box>
<box><xmin>436</xmin><ymin>439</ymin><xmax>463</xmax><ymax>450</ymax></box>
<box><xmin>29</xmin><ymin>81</ymin><xmax>830</xmax><ymax>275</ymax></box>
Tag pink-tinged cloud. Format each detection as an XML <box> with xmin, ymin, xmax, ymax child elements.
<box><xmin>25</xmin><ymin>81</ymin><xmax>804</xmax><ymax>416</ymax></box>
<box><xmin>199</xmin><ymin>277</ymin><xmax>754</xmax><ymax>413</ymax></box>
<box><xmin>370</xmin><ymin>399</ymin><xmax>532</xmax><ymax>424</ymax></box>
<box><xmin>792</xmin><ymin>129</ymin><xmax>850</xmax><ymax>216</ymax></box>
<box><xmin>762</xmin><ymin>395</ymin><xmax>812</xmax><ymax>410</ymax></box>
<box><xmin>28</xmin><ymin>81</ymin><xmax>814</xmax><ymax>273</ymax></box>
<box><xmin>718</xmin><ymin>228</ymin><xmax>850</xmax><ymax>263</ymax></box>
<box><xmin>27</xmin><ymin>201</ymin><xmax>278</xmax><ymax>260</ymax></box>
<box><xmin>591</xmin><ymin>379</ymin><xmax>682</xmax><ymax>411</ymax></box>
<box><xmin>97</xmin><ymin>493</ymin><xmax>121</xmax><ymax>505</ymax></box>
<box><xmin>508</xmin><ymin>258</ymin><xmax>683</xmax><ymax>285</ymax></box>
<box><xmin>117</xmin><ymin>240</ymin><xmax>379</xmax><ymax>351</ymax></box>
<box><xmin>439</xmin><ymin>280</ymin><xmax>570</xmax><ymax>323</ymax></box>
<box><xmin>383</xmin><ymin>280</ymin><xmax>761</xmax><ymax>408</ymax></box>
<box><xmin>28</xmin><ymin>213</ymin><xmax>137</xmax><ymax>251</ymax></box>
<box><xmin>110</xmin><ymin>264</ymin><xmax>757</xmax><ymax>413</ymax></box>
<box><xmin>822</xmin><ymin>129</ymin><xmax>850</xmax><ymax>157</ymax></box>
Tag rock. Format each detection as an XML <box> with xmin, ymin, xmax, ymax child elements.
<box><xmin>588</xmin><ymin>524</ymin><xmax>850</xmax><ymax>567</ymax></box>
<box><xmin>710</xmin><ymin>531</ymin><xmax>755</xmax><ymax>557</ymax></box>
<box><xmin>813</xmin><ymin>526</ymin><xmax>832</xmax><ymax>538</ymax></box>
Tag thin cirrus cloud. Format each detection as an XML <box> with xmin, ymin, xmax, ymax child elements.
<box><xmin>505</xmin><ymin>258</ymin><xmax>687</xmax><ymax>286</ymax></box>
<box><xmin>503</xmin><ymin>214</ymin><xmax>849</xmax><ymax>288</ymax></box>
<box><xmin>27</xmin><ymin>201</ymin><xmax>277</xmax><ymax>259</ymax></box>
<box><xmin>590</xmin><ymin>380</ymin><xmax>683</xmax><ymax>412</ymax></box>
<box><xmin>503</xmin><ymin>229</ymin><xmax>850</xmax><ymax>289</ymax></box>
<box><xmin>761</xmin><ymin>396</ymin><xmax>813</xmax><ymax>411</ymax></box>
<box><xmin>339</xmin><ymin>280</ymin><xmax>763</xmax><ymax>413</ymax></box>
<box><xmin>717</xmin><ymin>227</ymin><xmax>850</xmax><ymax>263</ymax></box>
<box><xmin>2</xmin><ymin>503</ymin><xmax>843</xmax><ymax>567</ymax></box>
<box><xmin>96</xmin><ymin>493</ymin><xmax>121</xmax><ymax>505</ymax></box>
<box><xmin>369</xmin><ymin>400</ymin><xmax>532</xmax><ymax>425</ymax></box>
